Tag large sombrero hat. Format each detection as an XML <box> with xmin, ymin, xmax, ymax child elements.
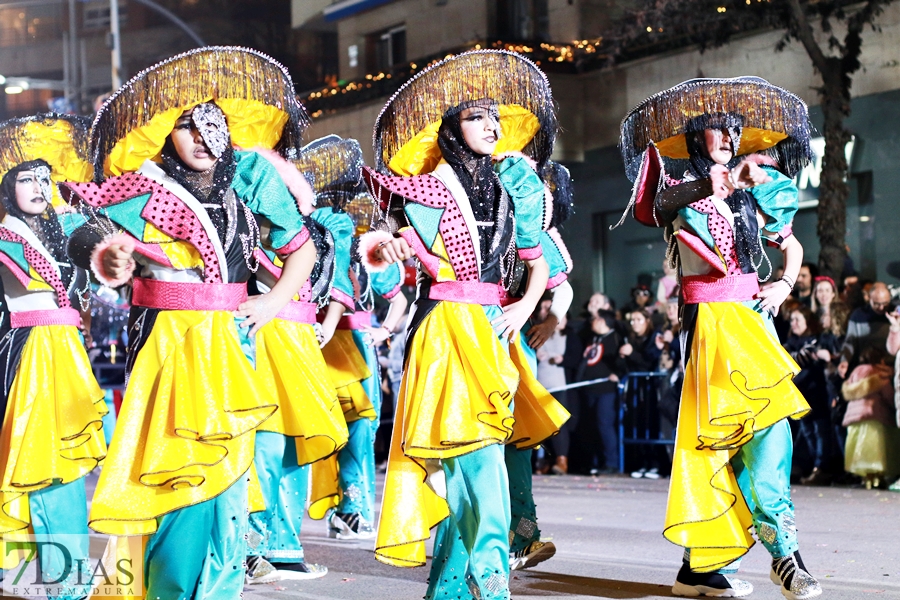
<box><xmin>92</xmin><ymin>46</ymin><xmax>309</xmax><ymax>178</ymax></box>
<box><xmin>620</xmin><ymin>76</ymin><xmax>812</xmax><ymax>181</ymax></box>
<box><xmin>373</xmin><ymin>49</ymin><xmax>558</xmax><ymax>177</ymax></box>
<box><xmin>292</xmin><ymin>135</ymin><xmax>374</xmax><ymax>234</ymax></box>
<box><xmin>0</xmin><ymin>113</ymin><xmax>93</xmax><ymax>206</ymax></box>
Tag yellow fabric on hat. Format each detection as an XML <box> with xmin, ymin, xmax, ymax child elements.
<box><xmin>387</xmin><ymin>104</ymin><xmax>540</xmax><ymax>177</ymax></box>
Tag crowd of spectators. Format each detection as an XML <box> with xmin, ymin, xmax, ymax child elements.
<box><xmin>525</xmin><ymin>260</ymin><xmax>900</xmax><ymax>489</ymax></box>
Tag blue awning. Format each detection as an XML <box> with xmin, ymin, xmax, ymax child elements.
<box><xmin>323</xmin><ymin>0</ymin><xmax>396</xmax><ymax>21</ymax></box>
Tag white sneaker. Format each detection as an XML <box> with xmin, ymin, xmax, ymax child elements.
<box><xmin>275</xmin><ymin>562</ymin><xmax>328</xmax><ymax>581</ymax></box>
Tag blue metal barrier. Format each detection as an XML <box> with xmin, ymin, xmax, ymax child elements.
<box><xmin>617</xmin><ymin>371</ymin><xmax>673</xmax><ymax>473</ymax></box>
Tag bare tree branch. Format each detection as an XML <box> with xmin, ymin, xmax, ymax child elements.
<box><xmin>786</xmin><ymin>0</ymin><xmax>830</xmax><ymax>74</ymax></box>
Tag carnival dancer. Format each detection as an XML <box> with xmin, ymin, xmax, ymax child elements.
<box><xmin>617</xmin><ymin>77</ymin><xmax>822</xmax><ymax>599</ymax></box>
<box><xmin>300</xmin><ymin>136</ymin><xmax>408</xmax><ymax>539</ymax></box>
<box><xmin>360</xmin><ymin>49</ymin><xmax>561</xmax><ymax>600</ymax></box>
<box><xmin>0</xmin><ymin>114</ymin><xmax>106</xmax><ymax>599</ymax></box>
<box><xmin>503</xmin><ymin>160</ymin><xmax>575</xmax><ymax>572</ymax></box>
<box><xmin>242</xmin><ymin>141</ymin><xmax>352</xmax><ymax>583</ymax></box>
<box><xmin>63</xmin><ymin>47</ymin><xmax>315</xmax><ymax>599</ymax></box>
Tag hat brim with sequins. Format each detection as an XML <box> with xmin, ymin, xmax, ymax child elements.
<box><xmin>620</xmin><ymin>76</ymin><xmax>812</xmax><ymax>180</ymax></box>
<box><xmin>91</xmin><ymin>46</ymin><xmax>309</xmax><ymax>178</ymax></box>
<box><xmin>373</xmin><ymin>49</ymin><xmax>558</xmax><ymax>177</ymax></box>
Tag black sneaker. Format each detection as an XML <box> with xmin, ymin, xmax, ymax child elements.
<box><xmin>509</xmin><ymin>540</ymin><xmax>556</xmax><ymax>571</ymax></box>
<box><xmin>245</xmin><ymin>556</ymin><xmax>279</xmax><ymax>585</ymax></box>
<box><xmin>770</xmin><ymin>552</ymin><xmax>822</xmax><ymax>599</ymax></box>
<box><xmin>327</xmin><ymin>510</ymin><xmax>376</xmax><ymax>540</ymax></box>
<box><xmin>672</xmin><ymin>562</ymin><xmax>753</xmax><ymax>597</ymax></box>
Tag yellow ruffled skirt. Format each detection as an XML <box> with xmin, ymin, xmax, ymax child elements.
<box><xmin>89</xmin><ymin>310</ymin><xmax>277</xmax><ymax>536</ymax></box>
<box><xmin>375</xmin><ymin>301</ymin><xmax>519</xmax><ymax>567</ymax></box>
<box><xmin>664</xmin><ymin>302</ymin><xmax>809</xmax><ymax>572</ymax></box>
<box><xmin>321</xmin><ymin>330</ymin><xmax>375</xmax><ymax>422</ymax></box>
<box><xmin>255</xmin><ymin>318</ymin><xmax>348</xmax><ymax>465</ymax></box>
<box><xmin>0</xmin><ymin>324</ymin><xmax>106</xmax><ymax>559</ymax></box>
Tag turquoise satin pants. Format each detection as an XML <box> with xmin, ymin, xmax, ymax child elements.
<box><xmin>1</xmin><ymin>479</ymin><xmax>93</xmax><ymax>600</ymax></box>
<box><xmin>426</xmin><ymin>443</ymin><xmax>511</xmax><ymax>600</ymax></box>
<box><xmin>248</xmin><ymin>431</ymin><xmax>309</xmax><ymax>563</ymax></box>
<box><xmin>506</xmin><ymin>330</ymin><xmax>541</xmax><ymax>553</ymax></box>
<box><xmin>144</xmin><ymin>475</ymin><xmax>248</xmax><ymax>600</ymax></box>
<box><xmin>335</xmin><ymin>330</ymin><xmax>381</xmax><ymax>521</ymax></box>
<box><xmin>685</xmin><ymin>416</ymin><xmax>798</xmax><ymax>574</ymax></box>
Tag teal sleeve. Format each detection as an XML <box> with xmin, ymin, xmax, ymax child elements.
<box><xmin>751</xmin><ymin>166</ymin><xmax>799</xmax><ymax>237</ymax></box>
<box><xmin>540</xmin><ymin>230</ymin><xmax>571</xmax><ymax>282</ymax></box>
<box><xmin>311</xmin><ymin>207</ymin><xmax>354</xmax><ymax>305</ymax></box>
<box><xmin>232</xmin><ymin>150</ymin><xmax>307</xmax><ymax>252</ymax></box>
<box><xmin>369</xmin><ymin>262</ymin><xmax>403</xmax><ymax>298</ymax></box>
<box><xmin>494</xmin><ymin>156</ymin><xmax>546</xmax><ymax>254</ymax></box>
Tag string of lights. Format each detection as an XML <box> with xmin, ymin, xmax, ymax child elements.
<box><xmin>302</xmin><ymin>38</ymin><xmax>605</xmax><ymax>118</ymax></box>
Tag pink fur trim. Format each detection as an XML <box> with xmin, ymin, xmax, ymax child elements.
<box><xmin>359</xmin><ymin>230</ymin><xmax>395</xmax><ymax>273</ymax></box>
<box><xmin>91</xmin><ymin>233</ymin><xmax>136</xmax><ymax>288</ymax></box>
<box><xmin>494</xmin><ymin>151</ymin><xmax>537</xmax><ymax>171</ymax></box>
<box><xmin>252</xmin><ymin>146</ymin><xmax>316</xmax><ymax>216</ymax></box>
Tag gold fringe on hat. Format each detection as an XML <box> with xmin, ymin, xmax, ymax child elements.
<box><xmin>620</xmin><ymin>76</ymin><xmax>812</xmax><ymax>181</ymax></box>
<box><xmin>0</xmin><ymin>113</ymin><xmax>92</xmax><ymax>185</ymax></box>
<box><xmin>91</xmin><ymin>46</ymin><xmax>309</xmax><ymax>178</ymax></box>
<box><xmin>373</xmin><ymin>49</ymin><xmax>557</xmax><ymax>176</ymax></box>
<box><xmin>292</xmin><ymin>135</ymin><xmax>375</xmax><ymax>233</ymax></box>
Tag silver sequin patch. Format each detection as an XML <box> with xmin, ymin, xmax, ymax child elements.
<box><xmin>515</xmin><ymin>517</ymin><xmax>537</xmax><ymax>539</ymax></box>
<box><xmin>246</xmin><ymin>529</ymin><xmax>264</xmax><ymax>550</ymax></box>
<box><xmin>346</xmin><ymin>483</ymin><xmax>362</xmax><ymax>502</ymax></box>
<box><xmin>484</xmin><ymin>573</ymin><xmax>507</xmax><ymax>594</ymax></box>
<box><xmin>782</xmin><ymin>513</ymin><xmax>796</xmax><ymax>536</ymax></box>
<box><xmin>191</xmin><ymin>102</ymin><xmax>230</xmax><ymax>158</ymax></box>
<box><xmin>758</xmin><ymin>522</ymin><xmax>777</xmax><ymax>545</ymax></box>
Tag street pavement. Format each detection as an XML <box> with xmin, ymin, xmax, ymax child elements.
<box><xmin>7</xmin><ymin>472</ymin><xmax>900</xmax><ymax>599</ymax></box>
<box><xmin>242</xmin><ymin>473</ymin><xmax>900</xmax><ymax>599</ymax></box>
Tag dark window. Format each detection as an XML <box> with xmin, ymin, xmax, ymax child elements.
<box><xmin>496</xmin><ymin>0</ymin><xmax>548</xmax><ymax>42</ymax></box>
<box><xmin>366</xmin><ymin>25</ymin><xmax>406</xmax><ymax>72</ymax></box>
<box><xmin>83</xmin><ymin>1</ymin><xmax>128</xmax><ymax>30</ymax></box>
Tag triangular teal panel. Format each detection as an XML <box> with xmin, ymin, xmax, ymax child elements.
<box><xmin>404</xmin><ymin>203</ymin><xmax>444</xmax><ymax>249</ymax></box>
<box><xmin>0</xmin><ymin>240</ymin><xmax>29</xmax><ymax>273</ymax></box>
<box><xmin>102</xmin><ymin>192</ymin><xmax>152</xmax><ymax>239</ymax></box>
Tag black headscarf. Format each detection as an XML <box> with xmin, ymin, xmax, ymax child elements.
<box><xmin>438</xmin><ymin>99</ymin><xmax>509</xmax><ymax>270</ymax></box>
<box><xmin>0</xmin><ymin>159</ymin><xmax>69</xmax><ymax>265</ymax></box>
<box><xmin>160</xmin><ymin>117</ymin><xmax>237</xmax><ymax>246</ymax></box>
<box><xmin>684</xmin><ymin>119</ymin><xmax>762</xmax><ymax>276</ymax></box>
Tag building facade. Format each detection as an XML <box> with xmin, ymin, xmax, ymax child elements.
<box><xmin>295</xmin><ymin>0</ymin><xmax>900</xmax><ymax>309</ymax></box>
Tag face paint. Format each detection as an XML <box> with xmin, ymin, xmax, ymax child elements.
<box><xmin>191</xmin><ymin>103</ymin><xmax>230</xmax><ymax>158</ymax></box>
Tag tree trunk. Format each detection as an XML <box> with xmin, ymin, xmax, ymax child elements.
<box><xmin>815</xmin><ymin>66</ymin><xmax>851</xmax><ymax>281</ymax></box>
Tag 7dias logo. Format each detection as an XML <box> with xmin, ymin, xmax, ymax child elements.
<box><xmin>1</xmin><ymin>535</ymin><xmax>144</xmax><ymax>598</ymax></box>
